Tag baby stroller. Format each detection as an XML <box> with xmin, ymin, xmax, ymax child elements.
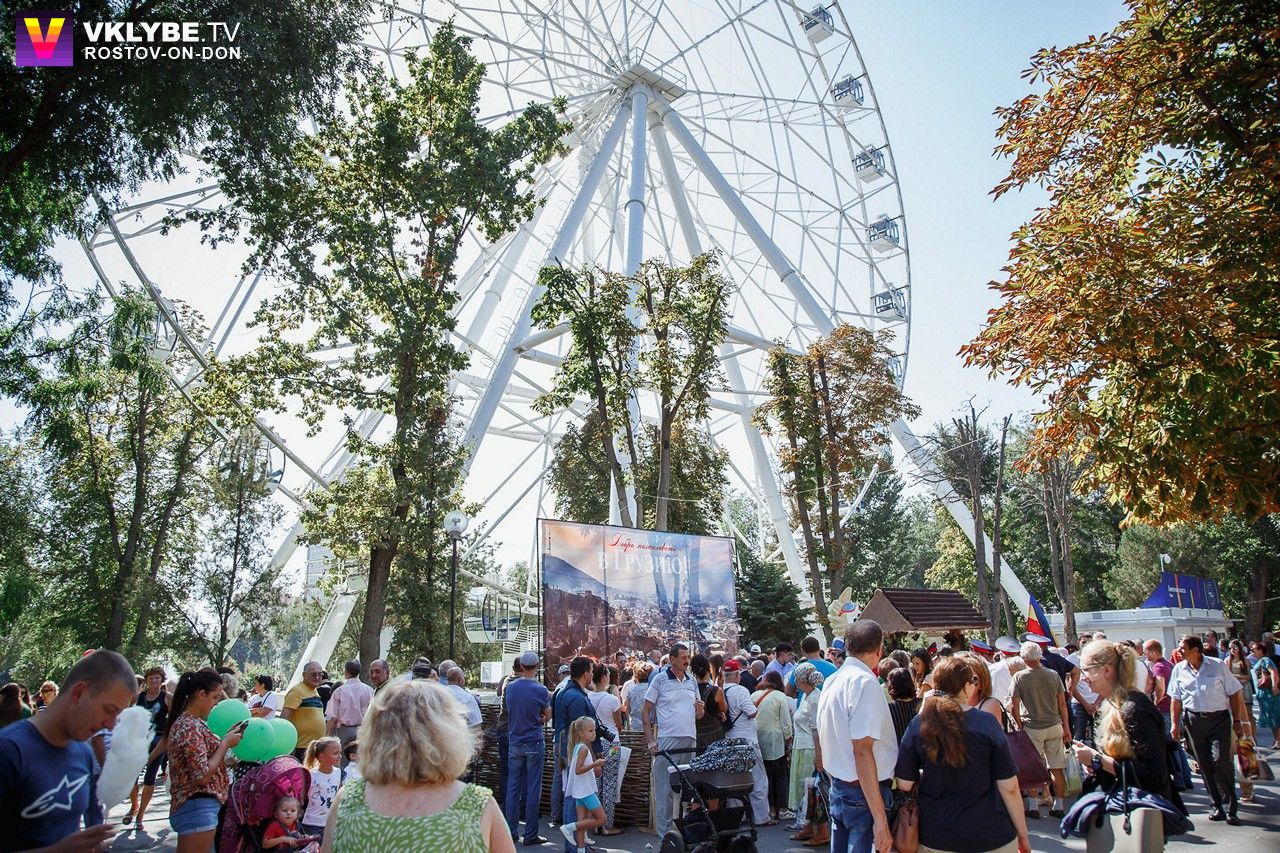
<box><xmin>216</xmin><ymin>756</ymin><xmax>312</xmax><ymax>853</ymax></box>
<box><xmin>658</xmin><ymin>739</ymin><xmax>759</xmax><ymax>853</ymax></box>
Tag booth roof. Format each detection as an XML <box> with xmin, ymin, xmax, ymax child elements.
<box><xmin>857</xmin><ymin>587</ymin><xmax>992</xmax><ymax>634</ymax></box>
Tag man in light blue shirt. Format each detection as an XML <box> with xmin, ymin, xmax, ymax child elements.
<box><xmin>764</xmin><ymin>642</ymin><xmax>796</xmax><ymax>684</ymax></box>
<box><xmin>787</xmin><ymin>636</ymin><xmax>838</xmax><ymax>697</ymax></box>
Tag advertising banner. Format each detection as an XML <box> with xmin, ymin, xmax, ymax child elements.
<box><xmin>539</xmin><ymin>519</ymin><xmax>739</xmax><ymax>671</ymax></box>
<box><xmin>1140</xmin><ymin>571</ymin><xmax>1222</xmax><ymax>611</ymax></box>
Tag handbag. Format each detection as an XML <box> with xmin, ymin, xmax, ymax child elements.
<box><xmin>891</xmin><ymin>787</ymin><xmax>919</xmax><ymax>853</ymax></box>
<box><xmin>1005</xmin><ymin>718</ymin><xmax>1052</xmax><ymax>791</ymax></box>
<box><xmin>1084</xmin><ymin>762</ymin><xmax>1165</xmax><ymax>853</ymax></box>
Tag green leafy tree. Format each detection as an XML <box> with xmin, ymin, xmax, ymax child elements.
<box><xmin>173</xmin><ymin>426</ymin><xmax>286</xmax><ymax>667</ymax></box>
<box><xmin>548</xmin><ymin>410</ymin><xmax>729</xmax><ymax>536</ymax></box>
<box><xmin>24</xmin><ymin>291</ymin><xmax>211</xmax><ymax>655</ymax></box>
<box><xmin>534</xmin><ymin>252</ymin><xmax>732</xmax><ymax>531</ymax></box>
<box><xmin>199</xmin><ymin>23</ymin><xmax>569</xmax><ymax>666</ymax></box>
<box><xmin>756</xmin><ymin>325</ymin><xmax>919</xmax><ymax>634</ymax></box>
<box><xmin>840</xmin><ymin>463</ymin><xmax>918</xmax><ymax>600</ymax></box>
<box><xmin>963</xmin><ymin>0</ymin><xmax>1280</xmax><ymax>525</ymax></box>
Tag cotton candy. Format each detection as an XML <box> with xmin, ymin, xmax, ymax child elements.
<box><xmin>97</xmin><ymin>705</ymin><xmax>153</xmax><ymax>810</ymax></box>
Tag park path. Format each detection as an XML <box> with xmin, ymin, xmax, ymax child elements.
<box><xmin>107</xmin><ymin>736</ymin><xmax>1280</xmax><ymax>851</ymax></box>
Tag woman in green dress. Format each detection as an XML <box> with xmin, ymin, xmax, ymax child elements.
<box><xmin>321</xmin><ymin>680</ymin><xmax>513</xmax><ymax>853</ymax></box>
<box><xmin>1249</xmin><ymin>641</ymin><xmax>1279</xmax><ymax>745</ymax></box>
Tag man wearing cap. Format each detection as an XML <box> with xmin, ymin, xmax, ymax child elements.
<box><xmin>505</xmin><ymin>651</ymin><xmax>552</xmax><ymax>846</ymax></box>
<box><xmin>644</xmin><ymin>643</ymin><xmax>706</xmax><ymax>838</ymax></box>
<box><xmin>988</xmin><ymin>637</ymin><xmax>1021</xmax><ymax>707</ymax></box>
<box><xmin>722</xmin><ymin>658</ymin><xmax>772</xmax><ymax>828</ymax></box>
<box><xmin>1170</xmin><ymin>634</ymin><xmax>1247</xmax><ymax>824</ymax></box>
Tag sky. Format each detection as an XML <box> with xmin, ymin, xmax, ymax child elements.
<box><xmin>23</xmin><ymin>1</ymin><xmax>1132</xmax><ymax>588</ymax></box>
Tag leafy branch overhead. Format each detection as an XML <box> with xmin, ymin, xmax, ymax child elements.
<box><xmin>963</xmin><ymin>0</ymin><xmax>1280</xmax><ymax>525</ymax></box>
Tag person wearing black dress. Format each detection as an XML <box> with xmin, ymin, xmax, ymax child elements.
<box><xmin>1071</xmin><ymin>640</ymin><xmax>1186</xmax><ymax>814</ymax></box>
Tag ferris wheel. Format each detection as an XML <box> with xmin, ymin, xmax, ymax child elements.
<box><xmin>81</xmin><ymin>1</ymin><xmax>1029</xmax><ymax>669</ymax></box>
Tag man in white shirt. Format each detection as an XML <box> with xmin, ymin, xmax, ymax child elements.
<box><xmin>721</xmin><ymin>659</ymin><xmax>771</xmax><ymax>826</ymax></box>
<box><xmin>325</xmin><ymin>660</ymin><xmax>374</xmax><ymax>756</ymax></box>
<box><xmin>445</xmin><ymin>667</ymin><xmax>483</xmax><ymax>730</ymax></box>
<box><xmin>988</xmin><ymin>636</ymin><xmax>1021</xmax><ymax>706</ymax></box>
<box><xmin>815</xmin><ymin>619</ymin><xmax>897</xmax><ymax>853</ymax></box>
<box><xmin>643</xmin><ymin>643</ymin><xmax>705</xmax><ymax>837</ymax></box>
<box><xmin>1169</xmin><ymin>634</ymin><xmax>1247</xmax><ymax>824</ymax></box>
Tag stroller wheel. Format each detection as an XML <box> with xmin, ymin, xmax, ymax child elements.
<box><xmin>725</xmin><ymin>836</ymin><xmax>757</xmax><ymax>853</ymax></box>
<box><xmin>659</xmin><ymin>829</ymin><xmax>686</xmax><ymax>852</ymax></box>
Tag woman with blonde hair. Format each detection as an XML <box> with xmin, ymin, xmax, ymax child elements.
<box><xmin>894</xmin><ymin>657</ymin><xmax>1030</xmax><ymax>853</ymax></box>
<box><xmin>1071</xmin><ymin>639</ymin><xmax>1180</xmax><ymax>806</ymax></box>
<box><xmin>321</xmin><ymin>680</ymin><xmax>513</xmax><ymax>852</ymax></box>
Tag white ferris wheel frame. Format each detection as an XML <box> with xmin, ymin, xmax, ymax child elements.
<box><xmin>78</xmin><ymin>1</ymin><xmax>1037</xmax><ymax>679</ymax></box>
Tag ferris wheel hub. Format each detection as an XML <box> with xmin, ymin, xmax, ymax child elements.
<box><xmin>611</xmin><ymin>62</ymin><xmax>686</xmax><ymax>102</ymax></box>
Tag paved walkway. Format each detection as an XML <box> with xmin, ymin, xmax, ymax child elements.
<box><xmin>107</xmin><ymin>737</ymin><xmax>1280</xmax><ymax>851</ymax></box>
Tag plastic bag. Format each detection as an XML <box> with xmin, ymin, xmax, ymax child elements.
<box><xmin>1064</xmin><ymin>751</ymin><xmax>1084</xmax><ymax>797</ymax></box>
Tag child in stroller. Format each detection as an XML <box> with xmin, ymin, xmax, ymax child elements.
<box><xmin>261</xmin><ymin>796</ymin><xmax>320</xmax><ymax>851</ymax></box>
<box><xmin>216</xmin><ymin>756</ymin><xmax>312</xmax><ymax>853</ymax></box>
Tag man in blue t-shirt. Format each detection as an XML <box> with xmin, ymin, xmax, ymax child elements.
<box><xmin>503</xmin><ymin>651</ymin><xmax>552</xmax><ymax>846</ymax></box>
<box><xmin>0</xmin><ymin>650</ymin><xmax>137</xmax><ymax>851</ymax></box>
<box><xmin>787</xmin><ymin>636</ymin><xmax>839</xmax><ymax>697</ymax></box>
<box><xmin>551</xmin><ymin>657</ymin><xmax>602</xmax><ymax>853</ymax></box>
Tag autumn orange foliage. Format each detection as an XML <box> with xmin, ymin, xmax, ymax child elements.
<box><xmin>962</xmin><ymin>0</ymin><xmax>1280</xmax><ymax>526</ymax></box>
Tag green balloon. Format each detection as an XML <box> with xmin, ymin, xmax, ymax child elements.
<box><xmin>232</xmin><ymin>717</ymin><xmax>276</xmax><ymax>763</ymax></box>
<box><xmin>269</xmin><ymin>717</ymin><xmax>298</xmax><ymax>758</ymax></box>
<box><xmin>207</xmin><ymin>698</ymin><xmax>250</xmax><ymax>738</ymax></box>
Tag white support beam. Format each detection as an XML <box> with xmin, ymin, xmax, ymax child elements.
<box><xmin>652</xmin><ymin>96</ymin><xmax>834</xmax><ymax>336</ymax></box>
<box><xmin>650</xmin><ymin>120</ymin><xmax>813</xmax><ymax>613</ymax></box>
<box><xmin>891</xmin><ymin>418</ymin><xmax>1035</xmax><ymax>622</ymax></box>
<box><xmin>460</xmin><ymin>98</ymin><xmax>633</xmax><ymax>473</ymax></box>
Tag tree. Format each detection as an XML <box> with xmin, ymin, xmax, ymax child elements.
<box><xmin>0</xmin><ymin>0</ymin><xmax>367</xmax><ymax>289</ymax></box>
<box><xmin>533</xmin><ymin>252</ymin><xmax>733</xmax><ymax>530</ymax></box>
<box><xmin>962</xmin><ymin>0</ymin><xmax>1280</xmax><ymax>525</ymax></box>
<box><xmin>548</xmin><ymin>410</ymin><xmax>729</xmax><ymax>536</ymax></box>
<box><xmin>735</xmin><ymin>544</ymin><xmax>809</xmax><ymax>651</ymax></box>
<box><xmin>839</xmin><ymin>463</ymin><xmax>919</xmax><ymax>600</ymax></box>
<box><xmin>24</xmin><ymin>290</ymin><xmax>210</xmax><ymax>654</ymax></box>
<box><xmin>174</xmin><ymin>426</ymin><xmax>286</xmax><ymax>668</ymax></box>
<box><xmin>756</xmin><ymin>325</ymin><xmax>919</xmax><ymax>633</ymax></box>
<box><xmin>200</xmin><ymin>23</ymin><xmax>570</xmax><ymax>667</ymax></box>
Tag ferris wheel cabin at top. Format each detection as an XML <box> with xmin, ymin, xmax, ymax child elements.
<box><xmin>80</xmin><ymin>1</ymin><xmax>1044</xmax><ymax>676</ymax></box>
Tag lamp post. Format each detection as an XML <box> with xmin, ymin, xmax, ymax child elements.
<box><xmin>444</xmin><ymin>510</ymin><xmax>470</xmax><ymax>660</ymax></box>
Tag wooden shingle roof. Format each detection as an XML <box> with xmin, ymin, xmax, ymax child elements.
<box><xmin>856</xmin><ymin>587</ymin><xmax>991</xmax><ymax>634</ymax></box>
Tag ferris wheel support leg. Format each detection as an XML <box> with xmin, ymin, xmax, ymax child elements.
<box><xmin>611</xmin><ymin>87</ymin><xmax>652</xmax><ymax>524</ymax></box>
<box><xmin>652</xmin><ymin>98</ymin><xmax>834</xmax><ymax>336</ymax></box>
<box><xmin>890</xmin><ymin>418</ymin><xmax>1036</xmax><ymax>634</ymax></box>
<box><xmin>651</xmin><ymin>122</ymin><xmax>818</xmax><ymax>634</ymax></box>
<box><xmin>460</xmin><ymin>98</ymin><xmax>634</xmax><ymax>476</ymax></box>
<box><xmin>290</xmin><ymin>577</ymin><xmax>363</xmax><ymax>686</ymax></box>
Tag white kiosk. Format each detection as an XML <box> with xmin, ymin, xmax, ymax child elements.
<box><xmin>1048</xmin><ymin>571</ymin><xmax>1233</xmax><ymax>649</ymax></box>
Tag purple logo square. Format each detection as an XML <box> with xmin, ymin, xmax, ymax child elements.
<box><xmin>15</xmin><ymin>9</ymin><xmax>74</xmax><ymax>67</ymax></box>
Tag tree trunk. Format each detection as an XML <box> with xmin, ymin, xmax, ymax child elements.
<box><xmin>359</xmin><ymin>542</ymin><xmax>397</xmax><ymax>666</ymax></box>
<box><xmin>655</xmin><ymin>414</ymin><xmax>673</xmax><ymax>532</ymax></box>
<box><xmin>1247</xmin><ymin>518</ymin><xmax>1279</xmax><ymax>637</ymax></box>
<box><xmin>989</xmin><ymin>415</ymin><xmax>1010</xmax><ymax>643</ymax></box>
<box><xmin>785</xmin><ymin>422</ymin><xmax>831</xmax><ymax>635</ymax></box>
<box><xmin>956</xmin><ymin>410</ymin><xmax>992</xmax><ymax>642</ymax></box>
<box><xmin>1042</xmin><ymin>472</ymin><xmax>1066</xmax><ymax>633</ymax></box>
<box><xmin>814</xmin><ymin>356</ymin><xmax>846</xmax><ymax>578</ymax></box>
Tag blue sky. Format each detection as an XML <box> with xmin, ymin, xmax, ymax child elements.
<box><xmin>856</xmin><ymin>1</ymin><xmax>1127</xmax><ymax>431</ymax></box>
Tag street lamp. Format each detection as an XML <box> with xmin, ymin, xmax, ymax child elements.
<box><xmin>444</xmin><ymin>510</ymin><xmax>470</xmax><ymax>660</ymax></box>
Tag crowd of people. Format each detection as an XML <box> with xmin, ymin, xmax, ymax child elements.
<box><xmin>0</xmin><ymin>624</ymin><xmax>1276</xmax><ymax>851</ymax></box>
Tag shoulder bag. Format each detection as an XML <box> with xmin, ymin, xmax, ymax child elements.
<box><xmin>891</xmin><ymin>786</ymin><xmax>919</xmax><ymax>853</ymax></box>
<box><xmin>1004</xmin><ymin>714</ymin><xmax>1051</xmax><ymax>791</ymax></box>
<box><xmin>1085</xmin><ymin>760</ymin><xmax>1165</xmax><ymax>853</ymax></box>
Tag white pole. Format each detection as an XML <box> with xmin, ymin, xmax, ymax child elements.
<box><xmin>460</xmin><ymin>99</ymin><xmax>634</xmax><ymax>473</ymax></box>
<box><xmin>652</xmin><ymin>96</ymin><xmax>834</xmax><ymax>336</ymax></box>
<box><xmin>651</xmin><ymin>121</ymin><xmax>816</xmax><ymax>618</ymax></box>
